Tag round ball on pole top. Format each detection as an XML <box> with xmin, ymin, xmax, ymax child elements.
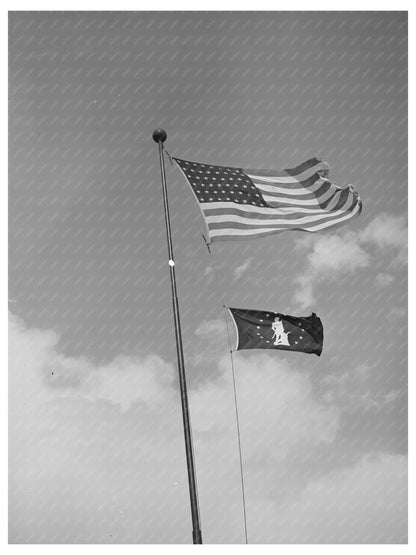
<box><xmin>152</xmin><ymin>128</ymin><xmax>167</xmax><ymax>143</ymax></box>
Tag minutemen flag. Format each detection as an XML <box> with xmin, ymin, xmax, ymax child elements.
<box><xmin>174</xmin><ymin>157</ymin><xmax>362</xmax><ymax>243</ymax></box>
<box><xmin>228</xmin><ymin>308</ymin><xmax>324</xmax><ymax>356</ymax></box>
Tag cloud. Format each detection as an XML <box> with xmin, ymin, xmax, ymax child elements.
<box><xmin>195</xmin><ymin>318</ymin><xmax>226</xmax><ymax>338</ymax></box>
<box><xmin>305</xmin><ymin>233</ymin><xmax>370</xmax><ymax>274</ymax></box>
<box><xmin>391</xmin><ymin>307</ymin><xmax>407</xmax><ymax>320</ymax></box>
<box><xmin>359</xmin><ymin>213</ymin><xmax>407</xmax><ymax>263</ymax></box>
<box><xmin>293</xmin><ymin>233</ymin><xmax>370</xmax><ymax>309</ymax></box>
<box><xmin>232</xmin><ymin>257</ymin><xmax>254</xmax><ymax>281</ymax></box>
<box><xmin>375</xmin><ymin>272</ymin><xmax>395</xmax><ymax>288</ymax></box>
<box><xmin>293</xmin><ymin>276</ymin><xmax>315</xmax><ymax>309</ymax></box>
<box><xmin>9</xmin><ymin>312</ymin><xmax>190</xmax><ymax>543</ymax></box>
<box><xmin>265</xmin><ymin>453</ymin><xmax>407</xmax><ymax>543</ymax></box>
<box><xmin>9</xmin><ymin>313</ymin><xmax>407</xmax><ymax>543</ymax></box>
<box><xmin>192</xmin><ymin>318</ymin><xmax>231</xmax><ymax>370</ymax></box>
<box><xmin>203</xmin><ymin>265</ymin><xmax>215</xmax><ymax>284</ymax></box>
<box><xmin>319</xmin><ymin>362</ymin><xmax>402</xmax><ymax>412</ymax></box>
<box><xmin>9</xmin><ymin>312</ymin><xmax>175</xmax><ymax>412</ymax></box>
<box><xmin>192</xmin><ymin>353</ymin><xmax>339</xmax><ymax>456</ymax></box>
<box><xmin>294</xmin><ymin>214</ymin><xmax>407</xmax><ymax>310</ymax></box>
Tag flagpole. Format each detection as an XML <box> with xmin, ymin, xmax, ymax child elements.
<box><xmin>152</xmin><ymin>129</ymin><xmax>203</xmax><ymax>545</ymax></box>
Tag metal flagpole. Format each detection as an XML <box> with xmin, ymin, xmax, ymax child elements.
<box><xmin>152</xmin><ymin>129</ymin><xmax>203</xmax><ymax>545</ymax></box>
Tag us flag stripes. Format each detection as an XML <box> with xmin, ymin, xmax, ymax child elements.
<box><xmin>174</xmin><ymin>157</ymin><xmax>362</xmax><ymax>243</ymax></box>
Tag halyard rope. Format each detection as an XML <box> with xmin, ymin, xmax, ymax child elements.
<box><xmin>202</xmin><ymin>235</ymin><xmax>249</xmax><ymax>545</ymax></box>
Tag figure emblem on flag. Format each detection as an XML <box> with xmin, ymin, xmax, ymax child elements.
<box><xmin>228</xmin><ymin>308</ymin><xmax>324</xmax><ymax>356</ymax></box>
<box><xmin>272</xmin><ymin>317</ymin><xmax>291</xmax><ymax>346</ymax></box>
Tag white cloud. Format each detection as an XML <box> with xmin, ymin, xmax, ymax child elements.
<box><xmin>194</xmin><ymin>318</ymin><xmax>226</xmax><ymax>338</ymax></box>
<box><xmin>391</xmin><ymin>307</ymin><xmax>407</xmax><ymax>320</ymax></box>
<box><xmin>294</xmin><ymin>214</ymin><xmax>407</xmax><ymax>310</ymax></box>
<box><xmin>9</xmin><ymin>312</ymin><xmax>175</xmax><ymax>412</ymax></box>
<box><xmin>192</xmin><ymin>318</ymin><xmax>231</xmax><ymax>368</ymax></box>
<box><xmin>192</xmin><ymin>353</ymin><xmax>339</xmax><ymax>456</ymax></box>
<box><xmin>232</xmin><ymin>257</ymin><xmax>254</xmax><ymax>281</ymax></box>
<box><xmin>375</xmin><ymin>272</ymin><xmax>395</xmax><ymax>288</ymax></box>
<box><xmin>203</xmin><ymin>265</ymin><xmax>215</xmax><ymax>284</ymax></box>
<box><xmin>293</xmin><ymin>233</ymin><xmax>369</xmax><ymax>309</ymax></box>
<box><xmin>320</xmin><ymin>362</ymin><xmax>402</xmax><ymax>412</ymax></box>
<box><xmin>8</xmin><ymin>313</ymin><xmax>407</xmax><ymax>543</ymax></box>
<box><xmin>9</xmin><ymin>312</ymin><xmax>191</xmax><ymax>543</ymax></box>
<box><xmin>306</xmin><ymin>233</ymin><xmax>370</xmax><ymax>274</ymax></box>
<box><xmin>265</xmin><ymin>453</ymin><xmax>407</xmax><ymax>543</ymax></box>
<box><xmin>293</xmin><ymin>275</ymin><xmax>315</xmax><ymax>309</ymax></box>
<box><xmin>359</xmin><ymin>213</ymin><xmax>407</xmax><ymax>263</ymax></box>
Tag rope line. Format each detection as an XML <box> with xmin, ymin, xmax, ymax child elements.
<box><xmin>202</xmin><ymin>235</ymin><xmax>249</xmax><ymax>545</ymax></box>
<box><xmin>163</xmin><ymin>148</ymin><xmax>174</xmax><ymax>165</ymax></box>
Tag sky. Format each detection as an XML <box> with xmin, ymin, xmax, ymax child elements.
<box><xmin>8</xmin><ymin>11</ymin><xmax>407</xmax><ymax>544</ymax></box>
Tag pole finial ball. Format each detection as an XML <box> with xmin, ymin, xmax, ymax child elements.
<box><xmin>152</xmin><ymin>129</ymin><xmax>167</xmax><ymax>143</ymax></box>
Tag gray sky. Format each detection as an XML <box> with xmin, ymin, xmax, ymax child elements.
<box><xmin>9</xmin><ymin>11</ymin><xmax>407</xmax><ymax>544</ymax></box>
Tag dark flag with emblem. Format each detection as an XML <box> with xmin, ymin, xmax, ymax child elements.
<box><xmin>174</xmin><ymin>157</ymin><xmax>362</xmax><ymax>243</ymax></box>
<box><xmin>228</xmin><ymin>308</ymin><xmax>324</xmax><ymax>356</ymax></box>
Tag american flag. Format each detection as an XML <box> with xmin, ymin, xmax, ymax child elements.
<box><xmin>174</xmin><ymin>157</ymin><xmax>362</xmax><ymax>243</ymax></box>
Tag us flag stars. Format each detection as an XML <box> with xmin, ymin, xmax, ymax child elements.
<box><xmin>174</xmin><ymin>159</ymin><xmax>269</xmax><ymax>207</ymax></box>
